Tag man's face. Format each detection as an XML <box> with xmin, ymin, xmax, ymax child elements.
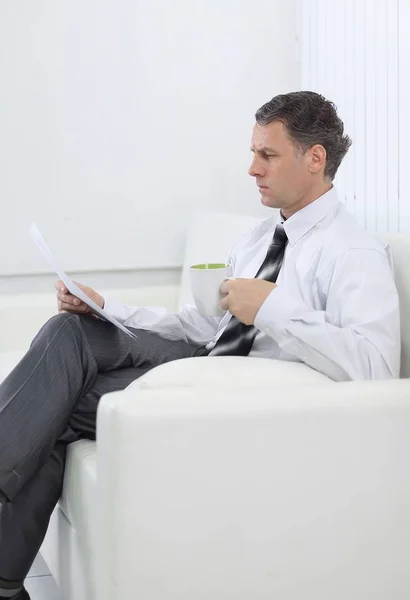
<box><xmin>249</xmin><ymin>120</ymin><xmax>314</xmax><ymax>212</ymax></box>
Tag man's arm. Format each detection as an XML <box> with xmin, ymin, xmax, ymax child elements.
<box><xmin>55</xmin><ymin>228</ymin><xmax>250</xmax><ymax>346</ymax></box>
<box><xmin>104</xmin><ymin>296</ymin><xmax>221</xmax><ymax>345</ymax></box>
<box><xmin>253</xmin><ymin>248</ymin><xmax>401</xmax><ymax>381</ymax></box>
<box><xmin>55</xmin><ymin>280</ymin><xmax>221</xmax><ymax>346</ymax></box>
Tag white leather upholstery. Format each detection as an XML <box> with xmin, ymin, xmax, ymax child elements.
<box><xmin>0</xmin><ymin>211</ymin><xmax>409</xmax><ymax>600</ymax></box>
<box><xmin>41</xmin><ymin>441</ymin><xmax>97</xmax><ymax>600</ymax></box>
<box><xmin>379</xmin><ymin>235</ymin><xmax>410</xmax><ymax>377</ymax></box>
<box><xmin>59</xmin><ymin>441</ymin><xmax>98</xmax><ymax>550</ymax></box>
<box><xmin>127</xmin><ymin>356</ymin><xmax>333</xmax><ymax>391</ymax></box>
<box><xmin>96</xmin><ymin>379</ymin><xmax>410</xmax><ymax>600</ymax></box>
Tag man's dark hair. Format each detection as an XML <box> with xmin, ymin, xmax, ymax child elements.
<box><xmin>255</xmin><ymin>91</ymin><xmax>352</xmax><ymax>180</ymax></box>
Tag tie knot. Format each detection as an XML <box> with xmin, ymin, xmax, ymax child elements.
<box><xmin>270</xmin><ymin>223</ymin><xmax>288</xmax><ymax>248</ymax></box>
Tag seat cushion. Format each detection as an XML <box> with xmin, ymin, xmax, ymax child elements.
<box><xmin>127</xmin><ymin>356</ymin><xmax>333</xmax><ymax>391</ymax></box>
<box><xmin>59</xmin><ymin>440</ymin><xmax>98</xmax><ymax>546</ymax></box>
<box><xmin>41</xmin><ymin>440</ymin><xmax>98</xmax><ymax>600</ymax></box>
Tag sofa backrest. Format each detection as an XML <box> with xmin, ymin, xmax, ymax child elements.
<box><xmin>181</xmin><ymin>211</ymin><xmax>410</xmax><ymax>379</ymax></box>
<box><xmin>377</xmin><ymin>235</ymin><xmax>410</xmax><ymax>378</ymax></box>
<box><xmin>179</xmin><ymin>211</ymin><xmax>264</xmax><ymax>306</ymax></box>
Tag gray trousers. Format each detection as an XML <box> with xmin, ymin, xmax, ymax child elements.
<box><xmin>0</xmin><ymin>312</ymin><xmax>205</xmax><ymax>582</ymax></box>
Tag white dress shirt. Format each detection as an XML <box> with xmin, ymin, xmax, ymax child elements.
<box><xmin>105</xmin><ymin>188</ymin><xmax>401</xmax><ymax>381</ymax></box>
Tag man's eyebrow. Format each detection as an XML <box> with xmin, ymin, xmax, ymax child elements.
<box><xmin>250</xmin><ymin>146</ymin><xmax>277</xmax><ymax>153</ymax></box>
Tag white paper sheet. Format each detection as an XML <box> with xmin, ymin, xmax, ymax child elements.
<box><xmin>30</xmin><ymin>223</ymin><xmax>138</xmax><ymax>339</ymax></box>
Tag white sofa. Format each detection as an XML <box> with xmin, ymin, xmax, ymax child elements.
<box><xmin>1</xmin><ymin>212</ymin><xmax>410</xmax><ymax>600</ymax></box>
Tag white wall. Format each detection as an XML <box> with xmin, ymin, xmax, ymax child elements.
<box><xmin>299</xmin><ymin>0</ymin><xmax>410</xmax><ymax>234</ymax></box>
<box><xmin>0</xmin><ymin>0</ymin><xmax>299</xmax><ymax>291</ymax></box>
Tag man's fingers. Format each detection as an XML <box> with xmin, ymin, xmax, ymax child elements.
<box><xmin>58</xmin><ymin>300</ymin><xmax>89</xmax><ymax>314</ymax></box>
<box><xmin>57</xmin><ymin>292</ymin><xmax>81</xmax><ymax>306</ymax></box>
<box><xmin>220</xmin><ymin>280</ymin><xmax>232</xmax><ymax>295</ymax></box>
<box><xmin>220</xmin><ymin>295</ymin><xmax>230</xmax><ymax>311</ymax></box>
<box><xmin>58</xmin><ymin>301</ymin><xmax>72</xmax><ymax>313</ymax></box>
<box><xmin>55</xmin><ymin>280</ymin><xmax>67</xmax><ymax>293</ymax></box>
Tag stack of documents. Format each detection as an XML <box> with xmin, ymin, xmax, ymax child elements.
<box><xmin>30</xmin><ymin>223</ymin><xmax>137</xmax><ymax>339</ymax></box>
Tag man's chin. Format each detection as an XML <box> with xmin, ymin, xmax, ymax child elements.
<box><xmin>260</xmin><ymin>193</ymin><xmax>279</xmax><ymax>208</ymax></box>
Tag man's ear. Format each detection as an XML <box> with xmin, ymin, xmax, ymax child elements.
<box><xmin>308</xmin><ymin>144</ymin><xmax>326</xmax><ymax>174</ymax></box>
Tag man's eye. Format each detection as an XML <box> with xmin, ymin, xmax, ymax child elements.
<box><xmin>266</xmin><ymin>154</ymin><xmax>276</xmax><ymax>159</ymax></box>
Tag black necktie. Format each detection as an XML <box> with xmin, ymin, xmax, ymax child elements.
<box><xmin>209</xmin><ymin>223</ymin><xmax>288</xmax><ymax>357</ymax></box>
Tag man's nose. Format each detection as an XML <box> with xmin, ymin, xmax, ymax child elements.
<box><xmin>248</xmin><ymin>155</ymin><xmax>263</xmax><ymax>177</ymax></box>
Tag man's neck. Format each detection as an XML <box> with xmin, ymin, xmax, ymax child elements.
<box><xmin>282</xmin><ymin>183</ymin><xmax>333</xmax><ymax>220</ymax></box>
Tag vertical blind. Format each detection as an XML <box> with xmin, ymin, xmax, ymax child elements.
<box><xmin>299</xmin><ymin>0</ymin><xmax>409</xmax><ymax>233</ymax></box>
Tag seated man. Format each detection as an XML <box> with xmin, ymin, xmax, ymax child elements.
<box><xmin>0</xmin><ymin>91</ymin><xmax>400</xmax><ymax>599</ymax></box>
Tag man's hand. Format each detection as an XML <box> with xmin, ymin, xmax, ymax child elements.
<box><xmin>220</xmin><ymin>278</ymin><xmax>277</xmax><ymax>325</ymax></box>
<box><xmin>55</xmin><ymin>280</ymin><xmax>104</xmax><ymax>314</ymax></box>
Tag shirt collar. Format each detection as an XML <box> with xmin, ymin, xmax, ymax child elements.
<box><xmin>282</xmin><ymin>187</ymin><xmax>341</xmax><ymax>247</ymax></box>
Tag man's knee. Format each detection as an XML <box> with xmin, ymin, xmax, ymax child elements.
<box><xmin>47</xmin><ymin>311</ymin><xmax>81</xmax><ymax>329</ymax></box>
<box><xmin>35</xmin><ymin>312</ymin><xmax>82</xmax><ymax>342</ymax></box>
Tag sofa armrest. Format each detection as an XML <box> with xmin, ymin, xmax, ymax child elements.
<box><xmin>95</xmin><ymin>378</ymin><xmax>410</xmax><ymax>600</ymax></box>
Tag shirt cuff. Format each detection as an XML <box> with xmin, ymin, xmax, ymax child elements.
<box><xmin>254</xmin><ymin>285</ymin><xmax>310</xmax><ymax>342</ymax></box>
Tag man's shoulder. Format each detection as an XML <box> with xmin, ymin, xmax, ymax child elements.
<box><xmin>325</xmin><ymin>204</ymin><xmax>388</xmax><ymax>256</ymax></box>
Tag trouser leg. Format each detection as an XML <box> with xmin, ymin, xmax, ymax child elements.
<box><xmin>0</xmin><ymin>312</ymin><xmax>200</xmax><ymax>500</ymax></box>
<box><xmin>0</xmin><ymin>439</ymin><xmax>68</xmax><ymax>583</ymax></box>
<box><xmin>0</xmin><ymin>367</ymin><xmax>154</xmax><ymax>582</ymax></box>
<box><xmin>0</xmin><ymin>313</ymin><xmax>202</xmax><ymax>581</ymax></box>
<box><xmin>0</xmin><ymin>313</ymin><xmax>99</xmax><ymax>501</ymax></box>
